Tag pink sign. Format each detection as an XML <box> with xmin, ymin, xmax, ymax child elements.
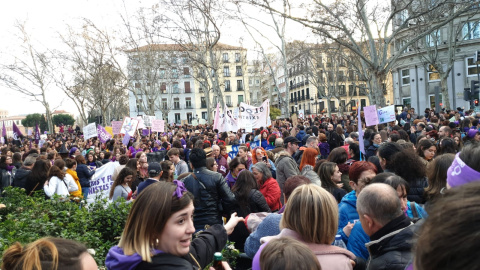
<box><xmin>151</xmin><ymin>120</ymin><xmax>165</xmax><ymax>133</ymax></box>
<box><xmin>111</xmin><ymin>121</ymin><xmax>123</xmax><ymax>135</ymax></box>
<box><xmin>364</xmin><ymin>105</ymin><xmax>379</xmax><ymax>127</ymax></box>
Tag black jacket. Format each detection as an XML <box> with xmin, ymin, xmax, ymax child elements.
<box><xmin>183</xmin><ymin>167</ymin><xmax>236</xmax><ymax>231</ymax></box>
<box><xmin>407</xmin><ymin>177</ymin><xmax>428</xmax><ymax>204</ymax></box>
<box><xmin>136</xmin><ymin>224</ymin><xmax>228</xmax><ymax>270</ymax></box>
<box><xmin>12</xmin><ymin>167</ymin><xmax>31</xmax><ymax>189</ymax></box>
<box><xmin>76</xmin><ymin>164</ymin><xmax>95</xmax><ymax>188</ymax></box>
<box><xmin>327</xmin><ymin>131</ymin><xmax>343</xmax><ymax>150</ymax></box>
<box><xmin>366</xmin><ymin>216</ymin><xmax>418</xmax><ymax>270</ymax></box>
<box><xmin>230</xmin><ymin>189</ymin><xmax>270</xmax><ymax>251</ymax></box>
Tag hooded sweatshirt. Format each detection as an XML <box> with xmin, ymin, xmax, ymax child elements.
<box><xmin>337</xmin><ymin>190</ymin><xmax>359</xmax><ymax>244</ymax></box>
<box><xmin>105</xmin><ymin>246</ymin><xmax>163</xmax><ymax>270</ymax></box>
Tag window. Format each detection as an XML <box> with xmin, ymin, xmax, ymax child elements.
<box><xmin>175</xmin><ymin>113</ymin><xmax>181</xmax><ymax>124</ymax></box>
<box><xmin>172</xmin><ymin>68</ymin><xmax>178</xmax><ymax>79</ymax></box>
<box><xmin>135</xmin><ymin>82</ymin><xmax>141</xmax><ymax>88</ymax></box>
<box><xmin>349</xmin><ymin>85</ymin><xmax>356</xmax><ymax>96</ymax></box>
<box><xmin>186</xmin><ymin>97</ymin><xmax>192</xmax><ymax>109</ymax></box>
<box><xmin>184</xmin><ymin>82</ymin><xmax>191</xmax><ymax>93</ymax></box>
<box><xmin>399</xmin><ymin>9</ymin><xmax>408</xmax><ymax>25</ymax></box>
<box><xmin>361</xmin><ymin>99</ymin><xmax>366</xmax><ymax>108</ymax></box>
<box><xmin>173</xmin><ymin>83</ymin><xmax>179</xmax><ymax>93</ymax></box>
<box><xmin>402</xmin><ymin>98</ymin><xmax>411</xmax><ymax>108</ymax></box>
<box><xmin>238</xmin><ymin>95</ymin><xmax>244</xmax><ymax>105</ymax></box>
<box><xmin>236</xmin><ymin>66</ymin><xmax>242</xmax><ymax>76</ymax></box>
<box><xmin>330</xmin><ymin>101</ymin><xmax>335</xmax><ymax>111</ymax></box>
<box><xmin>174</xmin><ymin>98</ymin><xmax>180</xmax><ymax>109</ymax></box>
<box><xmin>339</xmin><ymin>85</ymin><xmax>346</xmax><ymax>96</ymax></box>
<box><xmin>183</xmin><ymin>67</ymin><xmax>190</xmax><ymax>78</ymax></box>
<box><xmin>237</xmin><ymin>80</ymin><xmax>243</xmax><ymax>91</ymax></box>
<box><xmin>161</xmin><ymin>83</ymin><xmax>167</xmax><ymax>94</ymax></box>
<box><xmin>338</xmin><ymin>71</ymin><xmax>345</xmax><ymax>81</ymax></box>
<box><xmin>201</xmin><ymin>97</ymin><xmax>207</xmax><ymax>108</ymax></box>
<box><xmin>225</xmin><ymin>80</ymin><xmax>231</xmax><ymax>91</ymax></box>
<box><xmin>223</xmin><ymin>66</ymin><xmax>230</xmax><ymax>77</ymax></box>
<box><xmin>235</xmin><ymin>53</ymin><xmax>241</xmax><ymax>62</ymax></box>
<box><xmin>348</xmin><ymin>70</ymin><xmax>355</xmax><ymax>81</ymax></box>
<box><xmin>467</xmin><ymin>57</ymin><xmax>480</xmax><ymax>76</ymax></box>
<box><xmin>137</xmin><ymin>99</ymin><xmax>143</xmax><ymax>113</ymax></box>
<box><xmin>428</xmin><ymin>65</ymin><xmax>440</xmax><ymax>81</ymax></box>
<box><xmin>162</xmin><ymin>98</ymin><xmax>168</xmax><ymax>109</ymax></box>
<box><xmin>249</xmin><ymin>78</ymin><xmax>253</xmax><ymax>85</ymax></box>
<box><xmin>223</xmin><ymin>53</ymin><xmax>229</xmax><ymax>63</ymax></box>
<box><xmin>401</xmin><ymin>69</ymin><xmax>410</xmax><ymax>85</ymax></box>
<box><xmin>426</xmin><ymin>30</ymin><xmax>441</xmax><ymax>47</ymax></box>
<box><xmin>202</xmin><ymin>112</ymin><xmax>207</xmax><ymax>119</ymax></box>
<box><xmin>187</xmin><ymin>113</ymin><xmax>192</xmax><ymax>123</ymax></box>
<box><xmin>463</xmin><ymin>21</ymin><xmax>480</xmax><ymax>40</ymax></box>
<box><xmin>429</xmin><ymin>94</ymin><xmax>443</xmax><ymax>109</ymax></box>
<box><xmin>255</xmin><ymin>79</ymin><xmax>260</xmax><ymax>85</ymax></box>
<box><xmin>226</xmin><ymin>96</ymin><xmax>232</xmax><ymax>106</ymax></box>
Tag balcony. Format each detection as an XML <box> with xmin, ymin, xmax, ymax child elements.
<box><xmin>224</xmin><ymin>73</ymin><xmax>230</xmax><ymax>77</ymax></box>
<box><xmin>201</xmin><ymin>104</ymin><xmax>207</xmax><ymax>108</ymax></box>
<box><xmin>223</xmin><ymin>59</ymin><xmax>229</xmax><ymax>63</ymax></box>
<box><xmin>237</xmin><ymin>87</ymin><xmax>244</xmax><ymax>92</ymax></box>
<box><xmin>306</xmin><ymin>94</ymin><xmax>310</xmax><ymax>100</ymax></box>
<box><xmin>235</xmin><ymin>58</ymin><xmax>241</xmax><ymax>63</ymax></box>
<box><xmin>226</xmin><ymin>102</ymin><xmax>233</xmax><ymax>107</ymax></box>
<box><xmin>173</xmin><ymin>105</ymin><xmax>181</xmax><ymax>110</ymax></box>
<box><xmin>236</xmin><ymin>72</ymin><xmax>243</xmax><ymax>76</ymax></box>
<box><xmin>185</xmin><ymin>105</ymin><xmax>194</xmax><ymax>109</ymax></box>
<box><xmin>225</xmin><ymin>88</ymin><xmax>231</xmax><ymax>92</ymax></box>
<box><xmin>306</xmin><ymin>110</ymin><xmax>311</xmax><ymax>114</ymax></box>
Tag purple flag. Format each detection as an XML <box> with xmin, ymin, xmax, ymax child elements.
<box><xmin>35</xmin><ymin>123</ymin><xmax>40</xmax><ymax>144</ymax></box>
<box><xmin>357</xmin><ymin>103</ymin><xmax>365</xmax><ymax>158</ymax></box>
<box><xmin>122</xmin><ymin>132</ymin><xmax>131</xmax><ymax>146</ymax></box>
<box><xmin>2</xmin><ymin>121</ymin><xmax>6</xmax><ymax>138</ymax></box>
<box><xmin>142</xmin><ymin>129</ymin><xmax>150</xmax><ymax>136</ymax></box>
<box><xmin>97</xmin><ymin>124</ymin><xmax>112</xmax><ymax>143</ymax></box>
<box><xmin>12</xmin><ymin>122</ymin><xmax>23</xmax><ymax>140</ymax></box>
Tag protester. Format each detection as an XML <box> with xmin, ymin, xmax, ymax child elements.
<box><xmin>167</xmin><ymin>148</ymin><xmax>189</xmax><ymax>177</ymax></box>
<box><xmin>105</xmin><ymin>181</ymin><xmax>243</xmax><ymax>269</ymax></box>
<box><xmin>225</xmin><ymin>157</ymin><xmax>247</xmax><ymax>189</ymax></box>
<box><xmin>75</xmin><ymin>155</ymin><xmax>95</xmax><ymax>200</ymax></box>
<box><xmin>109</xmin><ymin>167</ymin><xmax>135</xmax><ymax>202</ymax></box>
<box><xmin>212</xmin><ymin>145</ymin><xmax>229</xmax><ymax>177</ymax></box>
<box><xmin>136</xmin><ymin>162</ymin><xmax>162</xmax><ymax>195</ymax></box>
<box><xmin>206</xmin><ymin>157</ymin><xmax>218</xmax><ymax>172</ymax></box>
<box><xmin>11</xmin><ymin>155</ymin><xmax>35</xmax><ymax>189</ymax></box>
<box><xmin>43</xmin><ymin>161</ymin><xmax>78</xmax><ymax>199</ymax></box>
<box><xmin>65</xmin><ymin>158</ymin><xmax>82</xmax><ymax>199</ymax></box>
<box><xmin>275</xmin><ymin>136</ymin><xmax>300</xmax><ymax>203</ymax></box>
<box><xmin>159</xmin><ymin>160</ymin><xmax>174</xmax><ymax>182</ymax></box>
<box><xmin>2</xmin><ymin>238</ymin><xmax>97</xmax><ymax>270</ymax></box>
<box><xmin>299</xmin><ymin>148</ymin><xmax>321</xmax><ymax>186</ymax></box>
<box><xmin>25</xmin><ymin>159</ymin><xmax>51</xmax><ymax>196</ymax></box>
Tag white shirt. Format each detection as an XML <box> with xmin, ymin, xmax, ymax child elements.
<box><xmin>44</xmin><ymin>175</ymin><xmax>78</xmax><ymax>198</ymax></box>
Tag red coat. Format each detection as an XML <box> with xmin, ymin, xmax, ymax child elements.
<box><xmin>258</xmin><ymin>177</ymin><xmax>282</xmax><ymax>211</ymax></box>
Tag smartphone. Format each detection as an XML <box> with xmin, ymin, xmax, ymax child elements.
<box><xmin>262</xmin><ymin>156</ymin><xmax>267</xmax><ymax>162</ymax></box>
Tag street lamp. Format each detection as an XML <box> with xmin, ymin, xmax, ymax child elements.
<box><xmin>310</xmin><ymin>95</ymin><xmax>319</xmax><ymax>116</ymax></box>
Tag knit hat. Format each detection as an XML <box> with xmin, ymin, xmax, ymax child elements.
<box><xmin>69</xmin><ymin>147</ymin><xmax>78</xmax><ymax>157</ymax></box>
<box><xmin>467</xmin><ymin>129</ymin><xmax>479</xmax><ymax>138</ymax></box>
<box><xmin>447</xmin><ymin>153</ymin><xmax>480</xmax><ymax>188</ymax></box>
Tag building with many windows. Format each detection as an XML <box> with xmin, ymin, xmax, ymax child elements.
<box><xmin>391</xmin><ymin>8</ymin><xmax>480</xmax><ymax>112</ymax></box>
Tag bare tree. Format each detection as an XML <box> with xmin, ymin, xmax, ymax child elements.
<box><xmin>248</xmin><ymin>0</ymin><xmax>478</xmax><ymax>107</ymax></box>
<box><xmin>0</xmin><ymin>22</ymin><xmax>55</xmax><ymax>132</ymax></box>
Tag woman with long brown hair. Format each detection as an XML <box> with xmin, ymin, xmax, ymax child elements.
<box><xmin>109</xmin><ymin>167</ymin><xmax>135</xmax><ymax>202</ymax></box>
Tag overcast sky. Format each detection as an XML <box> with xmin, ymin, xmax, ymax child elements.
<box><xmin>0</xmin><ymin>0</ymin><xmax>310</xmax><ymax>118</ymax></box>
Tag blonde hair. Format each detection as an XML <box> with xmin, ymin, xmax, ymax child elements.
<box><xmin>118</xmin><ymin>182</ymin><xmax>194</xmax><ymax>262</ymax></box>
<box><xmin>2</xmin><ymin>238</ymin><xmax>87</xmax><ymax>270</ymax></box>
<box><xmin>281</xmin><ymin>184</ymin><xmax>338</xmax><ymax>244</ymax></box>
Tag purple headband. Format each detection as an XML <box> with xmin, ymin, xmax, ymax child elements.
<box><xmin>173</xmin><ymin>180</ymin><xmax>187</xmax><ymax>198</ymax></box>
<box><xmin>447</xmin><ymin>153</ymin><xmax>480</xmax><ymax>188</ymax></box>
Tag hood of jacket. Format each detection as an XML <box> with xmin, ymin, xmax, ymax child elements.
<box><xmin>105</xmin><ymin>246</ymin><xmax>162</xmax><ymax>270</ymax></box>
<box><xmin>14</xmin><ymin>168</ymin><xmax>31</xmax><ymax>179</ymax></box>
<box><xmin>339</xmin><ymin>190</ymin><xmax>357</xmax><ymax>208</ymax></box>
<box><xmin>275</xmin><ymin>151</ymin><xmax>293</xmax><ymax>163</ymax></box>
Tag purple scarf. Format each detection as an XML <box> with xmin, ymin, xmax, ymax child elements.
<box><xmin>447</xmin><ymin>153</ymin><xmax>480</xmax><ymax>188</ymax></box>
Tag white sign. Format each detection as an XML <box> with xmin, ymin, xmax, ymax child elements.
<box><xmin>238</xmin><ymin>100</ymin><xmax>270</xmax><ymax>129</ymax></box>
<box><xmin>377</xmin><ymin>105</ymin><xmax>396</xmax><ymax>124</ymax></box>
<box><xmin>233</xmin><ymin>108</ymin><xmax>239</xmax><ymax>119</ymax></box>
<box><xmin>222</xmin><ymin>105</ymin><xmax>238</xmax><ymax>132</ymax></box>
<box><xmin>120</xmin><ymin>117</ymin><xmax>139</xmax><ymax>137</ymax></box>
<box><xmin>142</xmin><ymin>115</ymin><xmax>155</xmax><ymax>127</ymax></box>
<box><xmin>83</xmin><ymin>123</ymin><xmax>97</xmax><ymax>140</ymax></box>
<box><xmin>136</xmin><ymin>116</ymin><xmax>145</xmax><ymax>129</ymax></box>
<box><xmin>298</xmin><ymin>109</ymin><xmax>305</xmax><ymax>119</ymax></box>
<box><xmin>86</xmin><ymin>162</ymin><xmax>118</xmax><ymax>204</ymax></box>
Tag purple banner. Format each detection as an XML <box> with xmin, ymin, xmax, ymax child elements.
<box><xmin>2</xmin><ymin>121</ymin><xmax>6</xmax><ymax>137</ymax></box>
<box><xmin>12</xmin><ymin>122</ymin><xmax>23</xmax><ymax>140</ymax></box>
<box><xmin>142</xmin><ymin>129</ymin><xmax>151</xmax><ymax>136</ymax></box>
<box><xmin>97</xmin><ymin>124</ymin><xmax>112</xmax><ymax>143</ymax></box>
<box><xmin>35</xmin><ymin>123</ymin><xmax>41</xmax><ymax>144</ymax></box>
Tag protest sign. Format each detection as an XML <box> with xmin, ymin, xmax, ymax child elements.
<box><xmin>142</xmin><ymin>115</ymin><xmax>155</xmax><ymax>127</ymax></box>
<box><xmin>120</xmin><ymin>117</ymin><xmax>139</xmax><ymax>137</ymax></box>
<box><xmin>213</xmin><ymin>103</ymin><xmax>222</xmax><ymax>131</ymax></box>
<box><xmin>357</xmin><ymin>105</ymin><xmax>365</xmax><ymax>156</ymax></box>
<box><xmin>222</xmin><ymin>105</ymin><xmax>238</xmax><ymax>132</ymax></box>
<box><xmin>83</xmin><ymin>123</ymin><xmax>97</xmax><ymax>140</ymax></box>
<box><xmin>97</xmin><ymin>125</ymin><xmax>112</xmax><ymax>143</ymax></box>
<box><xmin>142</xmin><ymin>129</ymin><xmax>151</xmax><ymax>136</ymax></box>
<box><xmin>111</xmin><ymin>121</ymin><xmax>123</xmax><ymax>135</ymax></box>
<box><xmin>233</xmin><ymin>108</ymin><xmax>239</xmax><ymax>119</ymax></box>
<box><xmin>86</xmin><ymin>162</ymin><xmax>118</xmax><ymax>204</ymax></box>
<box><xmin>377</xmin><ymin>105</ymin><xmax>396</xmax><ymax>124</ymax></box>
<box><xmin>298</xmin><ymin>110</ymin><xmax>305</xmax><ymax>119</ymax></box>
<box><xmin>364</xmin><ymin>105</ymin><xmax>379</xmax><ymax>126</ymax></box>
<box><xmin>238</xmin><ymin>99</ymin><xmax>270</xmax><ymax>129</ymax></box>
<box><xmin>105</xmin><ymin>126</ymin><xmax>113</xmax><ymax>137</ymax></box>
<box><xmin>151</xmin><ymin>120</ymin><xmax>165</xmax><ymax>132</ymax></box>
<box><xmin>136</xmin><ymin>116</ymin><xmax>145</xmax><ymax>129</ymax></box>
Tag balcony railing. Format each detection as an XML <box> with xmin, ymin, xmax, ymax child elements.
<box><xmin>185</xmin><ymin>105</ymin><xmax>194</xmax><ymax>109</ymax></box>
<box><xmin>225</xmin><ymin>88</ymin><xmax>231</xmax><ymax>92</ymax></box>
<box><xmin>223</xmin><ymin>59</ymin><xmax>229</xmax><ymax>63</ymax></box>
<box><xmin>237</xmin><ymin>87</ymin><xmax>244</xmax><ymax>91</ymax></box>
<box><xmin>201</xmin><ymin>104</ymin><xmax>207</xmax><ymax>108</ymax></box>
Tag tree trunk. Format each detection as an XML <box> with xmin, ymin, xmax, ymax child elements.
<box><xmin>370</xmin><ymin>73</ymin><xmax>387</xmax><ymax>107</ymax></box>
<box><xmin>440</xmin><ymin>74</ymin><xmax>451</xmax><ymax>110</ymax></box>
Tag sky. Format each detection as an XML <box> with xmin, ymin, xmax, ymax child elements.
<box><xmin>0</xmin><ymin>0</ymin><xmax>311</xmax><ymax>118</ymax></box>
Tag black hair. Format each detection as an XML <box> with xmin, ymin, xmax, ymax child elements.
<box><xmin>189</xmin><ymin>148</ymin><xmax>207</xmax><ymax>169</ymax></box>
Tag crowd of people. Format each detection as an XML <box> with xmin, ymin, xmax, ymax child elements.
<box><xmin>1</xmin><ymin>105</ymin><xmax>480</xmax><ymax>270</ymax></box>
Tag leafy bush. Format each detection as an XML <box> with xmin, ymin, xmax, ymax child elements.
<box><xmin>0</xmin><ymin>187</ymin><xmax>131</xmax><ymax>266</ymax></box>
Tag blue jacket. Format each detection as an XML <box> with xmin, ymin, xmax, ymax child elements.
<box><xmin>244</xmin><ymin>213</ymin><xmax>282</xmax><ymax>258</ymax></box>
<box><xmin>296</xmin><ymin>130</ymin><xmax>306</xmax><ymax>146</ymax></box>
<box><xmin>76</xmin><ymin>164</ymin><xmax>95</xmax><ymax>188</ymax></box>
<box><xmin>261</xmin><ymin>139</ymin><xmax>269</xmax><ymax>149</ymax></box>
<box><xmin>346</xmin><ymin>201</ymin><xmax>428</xmax><ymax>260</ymax></box>
<box><xmin>337</xmin><ymin>190</ymin><xmax>358</xmax><ymax>244</ymax></box>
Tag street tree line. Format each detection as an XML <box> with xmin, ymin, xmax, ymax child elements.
<box><xmin>1</xmin><ymin>0</ymin><xmax>478</xmax><ymax>128</ymax></box>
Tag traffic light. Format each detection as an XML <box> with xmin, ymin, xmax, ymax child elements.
<box><xmin>464</xmin><ymin>88</ymin><xmax>472</xmax><ymax>101</ymax></box>
<box><xmin>472</xmin><ymin>80</ymin><xmax>480</xmax><ymax>99</ymax></box>
<box><xmin>475</xmin><ymin>50</ymin><xmax>480</xmax><ymax>63</ymax></box>
<box><xmin>475</xmin><ymin>99</ymin><xmax>479</xmax><ymax>107</ymax></box>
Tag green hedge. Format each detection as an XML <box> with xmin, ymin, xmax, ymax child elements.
<box><xmin>0</xmin><ymin>187</ymin><xmax>131</xmax><ymax>266</ymax></box>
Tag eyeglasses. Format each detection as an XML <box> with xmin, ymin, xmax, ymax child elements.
<box><xmin>213</xmin><ymin>163</ymin><xmax>218</xmax><ymax>166</ymax></box>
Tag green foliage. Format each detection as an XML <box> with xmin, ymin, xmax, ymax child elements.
<box><xmin>52</xmin><ymin>114</ymin><xmax>75</xmax><ymax>127</ymax></box>
<box><xmin>21</xmin><ymin>113</ymin><xmax>43</xmax><ymax>127</ymax></box>
<box><xmin>0</xmin><ymin>187</ymin><xmax>131</xmax><ymax>266</ymax></box>
<box><xmin>269</xmin><ymin>106</ymin><xmax>281</xmax><ymax>120</ymax></box>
